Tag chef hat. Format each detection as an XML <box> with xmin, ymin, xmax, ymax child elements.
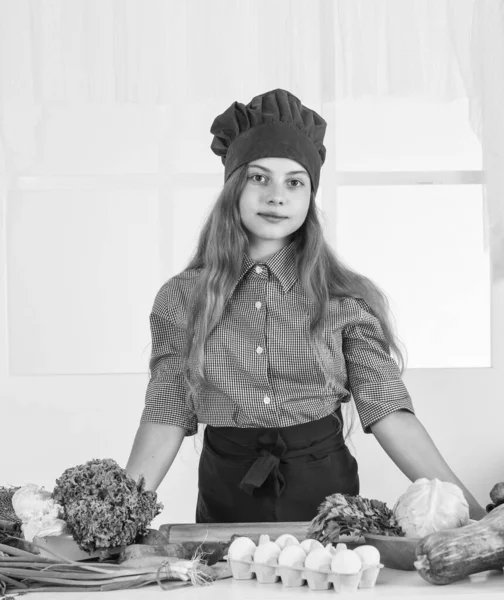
<box><xmin>210</xmin><ymin>89</ymin><xmax>327</xmax><ymax>193</ymax></box>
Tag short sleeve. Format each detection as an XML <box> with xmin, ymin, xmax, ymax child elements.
<box><xmin>140</xmin><ymin>283</ymin><xmax>198</xmax><ymax>437</ymax></box>
<box><xmin>342</xmin><ymin>298</ymin><xmax>414</xmax><ymax>433</ymax></box>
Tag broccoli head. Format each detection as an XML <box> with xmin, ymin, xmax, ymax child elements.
<box><xmin>52</xmin><ymin>458</ymin><xmax>162</xmax><ymax>553</ymax></box>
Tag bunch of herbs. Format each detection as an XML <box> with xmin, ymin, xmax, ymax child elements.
<box><xmin>306</xmin><ymin>493</ymin><xmax>404</xmax><ymax>544</ymax></box>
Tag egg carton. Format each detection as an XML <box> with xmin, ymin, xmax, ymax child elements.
<box><xmin>226</xmin><ymin>557</ymin><xmax>384</xmax><ymax>592</ymax></box>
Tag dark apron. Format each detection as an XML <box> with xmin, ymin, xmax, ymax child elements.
<box><xmin>196</xmin><ymin>408</ymin><xmax>359</xmax><ymax>523</ymax></box>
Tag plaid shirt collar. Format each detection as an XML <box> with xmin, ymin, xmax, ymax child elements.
<box><xmin>238</xmin><ymin>241</ymin><xmax>298</xmax><ymax>294</ymax></box>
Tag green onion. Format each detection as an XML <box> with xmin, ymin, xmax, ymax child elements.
<box><xmin>0</xmin><ymin>540</ymin><xmax>214</xmax><ymax>593</ymax></box>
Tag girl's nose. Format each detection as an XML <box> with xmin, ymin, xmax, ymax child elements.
<box><xmin>266</xmin><ymin>182</ymin><xmax>285</xmax><ymax>205</ymax></box>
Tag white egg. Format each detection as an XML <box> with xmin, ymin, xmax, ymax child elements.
<box><xmin>253</xmin><ymin>541</ymin><xmax>281</xmax><ymax>565</ymax></box>
<box><xmin>304</xmin><ymin>547</ymin><xmax>333</xmax><ymax>571</ymax></box>
<box><xmin>278</xmin><ymin>544</ymin><xmax>307</xmax><ymax>567</ymax></box>
<box><xmin>275</xmin><ymin>534</ymin><xmax>299</xmax><ymax>549</ymax></box>
<box><xmin>299</xmin><ymin>539</ymin><xmax>323</xmax><ymax>553</ymax></box>
<box><xmin>331</xmin><ymin>549</ymin><xmax>362</xmax><ymax>575</ymax></box>
<box><xmin>353</xmin><ymin>545</ymin><xmax>381</xmax><ymax>566</ymax></box>
<box><xmin>227</xmin><ymin>536</ymin><xmax>257</xmax><ymax>561</ymax></box>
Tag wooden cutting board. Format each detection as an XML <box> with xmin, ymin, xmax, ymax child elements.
<box><xmin>158</xmin><ymin>522</ymin><xmax>311</xmax><ymax>544</ymax></box>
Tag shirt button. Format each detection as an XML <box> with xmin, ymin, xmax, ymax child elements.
<box><xmin>256</xmin><ymin>346</ymin><xmax>264</xmax><ymax>354</ymax></box>
<box><xmin>263</xmin><ymin>396</ymin><xmax>271</xmax><ymax>405</ymax></box>
<box><xmin>255</xmin><ymin>265</ymin><xmax>263</xmax><ymax>274</ymax></box>
<box><xmin>255</xmin><ymin>301</ymin><xmax>262</xmax><ymax>310</ymax></box>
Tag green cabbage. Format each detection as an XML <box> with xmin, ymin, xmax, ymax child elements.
<box><xmin>393</xmin><ymin>478</ymin><xmax>469</xmax><ymax>538</ymax></box>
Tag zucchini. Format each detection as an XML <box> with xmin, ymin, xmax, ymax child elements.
<box><xmin>414</xmin><ymin>503</ymin><xmax>504</xmax><ymax>585</ymax></box>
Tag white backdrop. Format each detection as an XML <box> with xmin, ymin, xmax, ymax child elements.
<box><xmin>1</xmin><ymin>0</ymin><xmax>504</xmax><ymax>527</ymax></box>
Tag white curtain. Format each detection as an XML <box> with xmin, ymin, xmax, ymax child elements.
<box><xmin>0</xmin><ymin>0</ymin><xmax>474</xmax><ymax>104</ymax></box>
<box><xmin>0</xmin><ymin>0</ymin><xmax>502</xmax><ymax>278</ymax></box>
<box><xmin>462</xmin><ymin>0</ymin><xmax>504</xmax><ymax>281</ymax></box>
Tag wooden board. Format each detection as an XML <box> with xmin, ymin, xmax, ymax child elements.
<box><xmin>158</xmin><ymin>522</ymin><xmax>311</xmax><ymax>544</ymax></box>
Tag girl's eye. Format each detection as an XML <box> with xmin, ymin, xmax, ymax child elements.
<box><xmin>248</xmin><ymin>174</ymin><xmax>266</xmax><ymax>183</ymax></box>
<box><xmin>289</xmin><ymin>179</ymin><xmax>304</xmax><ymax>187</ymax></box>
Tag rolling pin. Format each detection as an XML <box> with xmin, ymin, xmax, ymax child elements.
<box><xmin>158</xmin><ymin>522</ymin><xmax>311</xmax><ymax>544</ymax></box>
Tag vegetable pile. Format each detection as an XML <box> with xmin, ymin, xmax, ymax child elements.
<box><xmin>52</xmin><ymin>458</ymin><xmax>162</xmax><ymax>553</ymax></box>
<box><xmin>306</xmin><ymin>493</ymin><xmax>404</xmax><ymax>544</ymax></box>
<box><xmin>0</xmin><ymin>459</ymin><xmax>223</xmax><ymax>595</ymax></box>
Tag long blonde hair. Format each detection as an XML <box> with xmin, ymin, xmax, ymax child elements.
<box><xmin>181</xmin><ymin>164</ymin><xmax>406</xmax><ymax>437</ymax></box>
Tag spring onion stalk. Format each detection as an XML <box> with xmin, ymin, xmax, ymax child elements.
<box><xmin>0</xmin><ymin>541</ymin><xmax>213</xmax><ymax>594</ymax></box>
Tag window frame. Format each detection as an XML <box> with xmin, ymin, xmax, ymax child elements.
<box><xmin>320</xmin><ymin>101</ymin><xmax>500</xmax><ymax>372</ymax></box>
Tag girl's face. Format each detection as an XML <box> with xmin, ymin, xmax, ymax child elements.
<box><xmin>239</xmin><ymin>157</ymin><xmax>311</xmax><ymax>261</ymax></box>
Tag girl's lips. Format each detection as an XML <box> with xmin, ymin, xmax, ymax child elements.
<box><xmin>258</xmin><ymin>214</ymin><xmax>287</xmax><ymax>223</ymax></box>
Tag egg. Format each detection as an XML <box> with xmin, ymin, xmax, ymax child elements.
<box><xmin>330</xmin><ymin>549</ymin><xmax>362</xmax><ymax>575</ymax></box>
<box><xmin>227</xmin><ymin>536</ymin><xmax>257</xmax><ymax>561</ymax></box>
<box><xmin>278</xmin><ymin>544</ymin><xmax>307</xmax><ymax>567</ymax></box>
<box><xmin>304</xmin><ymin>547</ymin><xmax>333</xmax><ymax>571</ymax></box>
<box><xmin>353</xmin><ymin>545</ymin><xmax>381</xmax><ymax>566</ymax></box>
<box><xmin>253</xmin><ymin>540</ymin><xmax>281</xmax><ymax>565</ymax></box>
<box><xmin>299</xmin><ymin>539</ymin><xmax>323</xmax><ymax>553</ymax></box>
<box><xmin>275</xmin><ymin>534</ymin><xmax>300</xmax><ymax>549</ymax></box>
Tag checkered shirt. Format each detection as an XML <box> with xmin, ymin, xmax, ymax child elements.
<box><xmin>141</xmin><ymin>242</ymin><xmax>414</xmax><ymax>436</ymax></box>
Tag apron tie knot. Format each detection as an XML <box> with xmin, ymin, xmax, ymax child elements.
<box><xmin>239</xmin><ymin>431</ymin><xmax>287</xmax><ymax>497</ymax></box>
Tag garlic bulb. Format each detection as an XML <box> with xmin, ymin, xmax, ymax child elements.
<box><xmin>278</xmin><ymin>545</ymin><xmax>307</xmax><ymax>567</ymax></box>
<box><xmin>275</xmin><ymin>534</ymin><xmax>299</xmax><ymax>549</ymax></box>
<box><xmin>299</xmin><ymin>539</ymin><xmax>323</xmax><ymax>553</ymax></box>
<box><xmin>331</xmin><ymin>549</ymin><xmax>362</xmax><ymax>574</ymax></box>
<box><xmin>227</xmin><ymin>536</ymin><xmax>257</xmax><ymax>561</ymax></box>
<box><xmin>353</xmin><ymin>545</ymin><xmax>381</xmax><ymax>566</ymax></box>
<box><xmin>304</xmin><ymin>547</ymin><xmax>333</xmax><ymax>571</ymax></box>
<box><xmin>334</xmin><ymin>543</ymin><xmax>347</xmax><ymax>554</ymax></box>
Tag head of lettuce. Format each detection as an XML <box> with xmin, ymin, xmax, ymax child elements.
<box><xmin>52</xmin><ymin>458</ymin><xmax>163</xmax><ymax>553</ymax></box>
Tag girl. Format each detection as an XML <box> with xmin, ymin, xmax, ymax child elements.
<box><xmin>126</xmin><ymin>89</ymin><xmax>485</xmax><ymax>522</ymax></box>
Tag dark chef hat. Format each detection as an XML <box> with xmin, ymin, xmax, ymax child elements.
<box><xmin>210</xmin><ymin>89</ymin><xmax>327</xmax><ymax>193</ymax></box>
